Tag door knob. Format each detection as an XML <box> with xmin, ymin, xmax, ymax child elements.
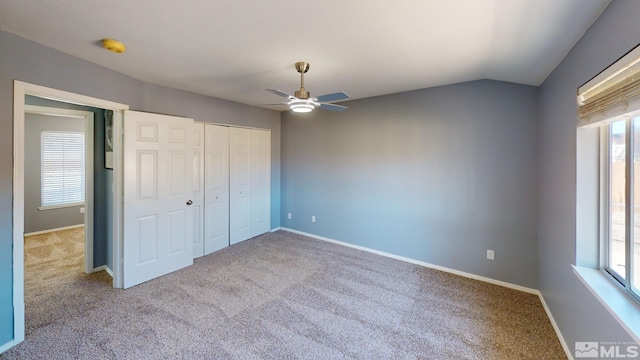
<box><xmin>186</xmin><ymin>200</ymin><xmax>193</xmax><ymax>206</ymax></box>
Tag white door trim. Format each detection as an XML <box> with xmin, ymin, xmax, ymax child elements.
<box><xmin>12</xmin><ymin>80</ymin><xmax>129</xmax><ymax>346</ymax></box>
<box><xmin>24</xmin><ymin>105</ymin><xmax>95</xmax><ymax>274</ymax></box>
<box><xmin>111</xmin><ymin>110</ymin><xmax>125</xmax><ymax>289</ymax></box>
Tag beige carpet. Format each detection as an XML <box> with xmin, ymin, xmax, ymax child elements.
<box><xmin>2</xmin><ymin>229</ymin><xmax>566</xmax><ymax>359</ymax></box>
<box><xmin>21</xmin><ymin>228</ymin><xmax>113</xmax><ymax>334</ymax></box>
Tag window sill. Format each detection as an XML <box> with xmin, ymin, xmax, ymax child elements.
<box><xmin>573</xmin><ymin>265</ymin><xmax>640</xmax><ymax>344</ymax></box>
<box><xmin>38</xmin><ymin>202</ymin><xmax>84</xmax><ymax>211</ymax></box>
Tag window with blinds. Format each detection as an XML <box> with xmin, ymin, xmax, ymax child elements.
<box><xmin>40</xmin><ymin>131</ymin><xmax>85</xmax><ymax>209</ymax></box>
<box><xmin>577</xmin><ymin>44</ymin><xmax>640</xmax><ymax>128</ymax></box>
<box><xmin>577</xmin><ymin>44</ymin><xmax>640</xmax><ymax>306</ymax></box>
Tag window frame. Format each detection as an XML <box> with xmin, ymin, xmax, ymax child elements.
<box><xmin>602</xmin><ymin>118</ymin><xmax>640</xmax><ymax>303</ymax></box>
<box><xmin>39</xmin><ymin>130</ymin><xmax>86</xmax><ymax>210</ymax></box>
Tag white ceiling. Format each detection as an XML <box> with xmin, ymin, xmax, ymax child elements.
<box><xmin>0</xmin><ymin>0</ymin><xmax>610</xmax><ymax>110</ymax></box>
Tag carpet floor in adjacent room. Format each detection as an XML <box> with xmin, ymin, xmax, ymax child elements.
<box><xmin>1</xmin><ymin>229</ymin><xmax>566</xmax><ymax>359</ymax></box>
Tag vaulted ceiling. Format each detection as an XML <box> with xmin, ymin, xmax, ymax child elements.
<box><xmin>0</xmin><ymin>0</ymin><xmax>610</xmax><ymax>110</ymax></box>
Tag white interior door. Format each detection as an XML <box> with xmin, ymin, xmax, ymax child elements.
<box><xmin>192</xmin><ymin>123</ymin><xmax>205</xmax><ymax>258</ymax></box>
<box><xmin>251</xmin><ymin>129</ymin><xmax>271</xmax><ymax>236</ymax></box>
<box><xmin>230</xmin><ymin>127</ymin><xmax>252</xmax><ymax>245</ymax></box>
<box><xmin>123</xmin><ymin>110</ymin><xmax>194</xmax><ymax>288</ymax></box>
<box><xmin>204</xmin><ymin>124</ymin><xmax>229</xmax><ymax>254</ymax></box>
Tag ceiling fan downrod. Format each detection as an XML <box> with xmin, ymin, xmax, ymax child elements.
<box><xmin>294</xmin><ymin>61</ymin><xmax>310</xmax><ymax>99</ymax></box>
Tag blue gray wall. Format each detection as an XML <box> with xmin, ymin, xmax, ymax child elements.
<box><xmin>281</xmin><ymin>80</ymin><xmax>539</xmax><ymax>289</ymax></box>
<box><xmin>0</xmin><ymin>30</ymin><xmax>281</xmax><ymax>346</ymax></box>
<box><xmin>24</xmin><ymin>112</ymin><xmax>85</xmax><ymax>233</ymax></box>
<box><xmin>538</xmin><ymin>0</ymin><xmax>638</xmax><ymax>348</ymax></box>
<box><xmin>5</xmin><ymin>0</ymin><xmax>640</xmax><ymax>351</ymax></box>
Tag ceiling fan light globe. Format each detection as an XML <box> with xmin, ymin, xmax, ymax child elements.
<box><xmin>290</xmin><ymin>103</ymin><xmax>314</xmax><ymax>113</ymax></box>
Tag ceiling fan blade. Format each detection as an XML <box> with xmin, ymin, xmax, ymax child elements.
<box><xmin>266</xmin><ymin>89</ymin><xmax>296</xmax><ymax>99</ymax></box>
<box><xmin>315</xmin><ymin>91</ymin><xmax>349</xmax><ymax>103</ymax></box>
<box><xmin>318</xmin><ymin>103</ymin><xmax>348</xmax><ymax>112</ymax></box>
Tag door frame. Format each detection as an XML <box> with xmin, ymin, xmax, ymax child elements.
<box><xmin>24</xmin><ymin>105</ymin><xmax>95</xmax><ymax>274</ymax></box>
<box><xmin>12</xmin><ymin>80</ymin><xmax>129</xmax><ymax>345</ymax></box>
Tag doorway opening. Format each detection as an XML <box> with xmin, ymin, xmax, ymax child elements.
<box><xmin>12</xmin><ymin>81</ymin><xmax>129</xmax><ymax>346</ymax></box>
<box><xmin>21</xmin><ymin>102</ymin><xmax>103</xmax><ymax>338</ymax></box>
<box><xmin>23</xmin><ymin>105</ymin><xmax>94</xmax><ymax>272</ymax></box>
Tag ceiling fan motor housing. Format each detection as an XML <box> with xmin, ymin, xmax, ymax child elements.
<box><xmin>295</xmin><ymin>89</ymin><xmax>310</xmax><ymax>99</ymax></box>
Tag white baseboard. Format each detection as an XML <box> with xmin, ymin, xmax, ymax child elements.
<box><xmin>93</xmin><ymin>265</ymin><xmax>114</xmax><ymax>277</ymax></box>
<box><xmin>270</xmin><ymin>227</ymin><xmax>282</xmax><ymax>232</ymax></box>
<box><xmin>281</xmin><ymin>227</ymin><xmax>538</xmax><ymax>294</ymax></box>
<box><xmin>538</xmin><ymin>293</ymin><xmax>573</xmax><ymax>360</ymax></box>
<box><xmin>24</xmin><ymin>224</ymin><xmax>84</xmax><ymax>237</ymax></box>
<box><xmin>0</xmin><ymin>339</ymin><xmax>17</xmax><ymax>354</ymax></box>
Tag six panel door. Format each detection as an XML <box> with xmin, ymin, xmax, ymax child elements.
<box><xmin>122</xmin><ymin>110</ymin><xmax>194</xmax><ymax>288</ymax></box>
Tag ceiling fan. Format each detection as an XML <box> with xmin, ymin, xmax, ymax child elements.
<box><xmin>266</xmin><ymin>62</ymin><xmax>349</xmax><ymax>113</ymax></box>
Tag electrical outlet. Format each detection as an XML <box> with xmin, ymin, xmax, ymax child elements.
<box><xmin>312</xmin><ymin>215</ymin><xmax>316</xmax><ymax>223</ymax></box>
<box><xmin>486</xmin><ymin>249</ymin><xmax>495</xmax><ymax>261</ymax></box>
<box><xmin>80</xmin><ymin>207</ymin><xmax>85</xmax><ymax>214</ymax></box>
<box><xmin>287</xmin><ymin>213</ymin><xmax>291</xmax><ymax>220</ymax></box>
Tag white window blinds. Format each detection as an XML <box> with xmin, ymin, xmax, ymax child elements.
<box><xmin>41</xmin><ymin>131</ymin><xmax>85</xmax><ymax>208</ymax></box>
<box><xmin>578</xmin><ymin>45</ymin><xmax>640</xmax><ymax>128</ymax></box>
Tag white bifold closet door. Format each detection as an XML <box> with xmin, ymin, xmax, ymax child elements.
<box><xmin>192</xmin><ymin>123</ymin><xmax>205</xmax><ymax>258</ymax></box>
<box><xmin>204</xmin><ymin>124</ymin><xmax>230</xmax><ymax>254</ymax></box>
<box><xmin>229</xmin><ymin>127</ymin><xmax>252</xmax><ymax>244</ymax></box>
<box><xmin>230</xmin><ymin>127</ymin><xmax>271</xmax><ymax>245</ymax></box>
<box><xmin>251</xmin><ymin>129</ymin><xmax>271</xmax><ymax>236</ymax></box>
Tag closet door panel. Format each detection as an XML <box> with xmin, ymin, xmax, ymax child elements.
<box><xmin>230</xmin><ymin>127</ymin><xmax>252</xmax><ymax>245</ymax></box>
<box><xmin>251</xmin><ymin>129</ymin><xmax>271</xmax><ymax>236</ymax></box>
<box><xmin>192</xmin><ymin>123</ymin><xmax>205</xmax><ymax>258</ymax></box>
<box><xmin>204</xmin><ymin>124</ymin><xmax>229</xmax><ymax>254</ymax></box>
